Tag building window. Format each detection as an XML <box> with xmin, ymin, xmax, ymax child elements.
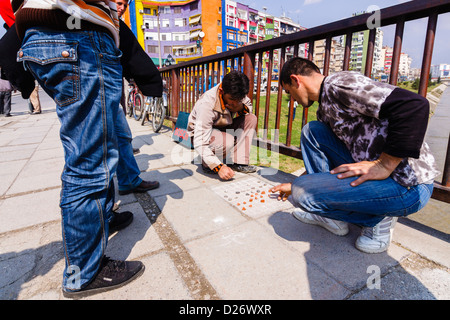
<box><xmin>190</xmin><ymin>2</ymin><xmax>198</xmax><ymax>11</ymax></box>
<box><xmin>143</xmin><ymin>8</ymin><xmax>151</xmax><ymax>14</ymax></box>
<box><xmin>174</xmin><ymin>7</ymin><xmax>181</xmax><ymax>14</ymax></box>
<box><xmin>174</xmin><ymin>18</ymin><xmax>186</xmax><ymax>27</ymax></box>
<box><xmin>164</xmin><ymin>46</ymin><xmax>172</xmax><ymax>54</ymax></box>
<box><xmin>147</xmin><ymin>45</ymin><xmax>159</xmax><ymax>54</ymax></box>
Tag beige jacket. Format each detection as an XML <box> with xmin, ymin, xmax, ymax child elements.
<box><xmin>187</xmin><ymin>84</ymin><xmax>253</xmax><ymax>169</ymax></box>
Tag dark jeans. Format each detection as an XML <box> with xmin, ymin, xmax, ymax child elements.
<box><xmin>0</xmin><ymin>90</ymin><xmax>11</xmax><ymax>115</ymax></box>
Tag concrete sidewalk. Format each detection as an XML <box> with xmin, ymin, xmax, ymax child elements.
<box><xmin>0</xmin><ymin>91</ymin><xmax>449</xmax><ymax>300</ymax></box>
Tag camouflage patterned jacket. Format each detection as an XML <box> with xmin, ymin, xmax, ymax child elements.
<box><xmin>318</xmin><ymin>71</ymin><xmax>439</xmax><ymax>187</ymax></box>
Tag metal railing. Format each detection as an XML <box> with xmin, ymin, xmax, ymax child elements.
<box><xmin>159</xmin><ymin>0</ymin><xmax>450</xmax><ymax>203</ymax></box>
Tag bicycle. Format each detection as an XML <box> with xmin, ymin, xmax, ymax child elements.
<box><xmin>141</xmin><ymin>82</ymin><xmax>168</xmax><ymax>133</ymax></box>
<box><xmin>126</xmin><ymin>81</ymin><xmax>144</xmax><ymax>121</ymax></box>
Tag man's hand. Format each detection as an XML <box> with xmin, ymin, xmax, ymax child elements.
<box><xmin>218</xmin><ymin>165</ymin><xmax>235</xmax><ymax>181</ymax></box>
<box><xmin>270</xmin><ymin>183</ymin><xmax>292</xmax><ymax>201</ymax></box>
<box><xmin>331</xmin><ymin>153</ymin><xmax>403</xmax><ymax>187</ymax></box>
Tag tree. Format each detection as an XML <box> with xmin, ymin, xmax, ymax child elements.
<box><xmin>411</xmin><ymin>78</ymin><xmax>420</xmax><ymax>90</ymax></box>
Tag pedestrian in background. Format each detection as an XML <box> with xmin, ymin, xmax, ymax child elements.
<box><xmin>0</xmin><ymin>67</ymin><xmax>12</xmax><ymax>117</ymax></box>
<box><xmin>113</xmin><ymin>0</ymin><xmax>162</xmax><ymax>197</ymax></box>
<box><xmin>28</xmin><ymin>82</ymin><xmax>41</xmax><ymax>114</ymax></box>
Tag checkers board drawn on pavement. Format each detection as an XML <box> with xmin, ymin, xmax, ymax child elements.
<box><xmin>211</xmin><ymin>177</ymin><xmax>294</xmax><ymax>218</ymax></box>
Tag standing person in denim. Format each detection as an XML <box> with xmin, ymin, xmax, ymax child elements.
<box><xmin>114</xmin><ymin>0</ymin><xmax>161</xmax><ymax>198</ymax></box>
<box><xmin>13</xmin><ymin>0</ymin><xmax>145</xmax><ymax>298</ymax></box>
<box><xmin>271</xmin><ymin>58</ymin><xmax>439</xmax><ymax>254</ymax></box>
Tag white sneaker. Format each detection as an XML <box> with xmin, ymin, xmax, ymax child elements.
<box><xmin>356</xmin><ymin>216</ymin><xmax>398</xmax><ymax>254</ymax></box>
<box><xmin>292</xmin><ymin>208</ymin><xmax>349</xmax><ymax>236</ymax></box>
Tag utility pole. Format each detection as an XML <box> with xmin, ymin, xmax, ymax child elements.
<box><xmin>157</xmin><ymin>6</ymin><xmax>162</xmax><ymax>68</ymax></box>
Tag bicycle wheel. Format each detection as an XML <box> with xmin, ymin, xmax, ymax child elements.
<box><xmin>152</xmin><ymin>97</ymin><xmax>166</xmax><ymax>133</ymax></box>
<box><xmin>126</xmin><ymin>92</ymin><xmax>134</xmax><ymax>117</ymax></box>
<box><xmin>133</xmin><ymin>93</ymin><xmax>144</xmax><ymax>121</ymax></box>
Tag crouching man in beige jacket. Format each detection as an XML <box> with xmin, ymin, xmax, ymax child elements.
<box><xmin>188</xmin><ymin>71</ymin><xmax>258</xmax><ymax>181</ymax></box>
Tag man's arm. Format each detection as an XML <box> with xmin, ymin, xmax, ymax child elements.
<box><xmin>119</xmin><ymin>20</ymin><xmax>162</xmax><ymax>97</ymax></box>
<box><xmin>333</xmin><ymin>87</ymin><xmax>430</xmax><ymax>186</ymax></box>
<box><xmin>0</xmin><ymin>23</ymin><xmax>36</xmax><ymax>99</ymax></box>
<box><xmin>378</xmin><ymin>88</ymin><xmax>430</xmax><ymax>159</ymax></box>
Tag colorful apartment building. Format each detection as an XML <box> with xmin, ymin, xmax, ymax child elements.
<box><xmin>222</xmin><ymin>1</ymin><xmax>249</xmax><ymax>52</ymax></box>
<box><xmin>349</xmin><ymin>29</ymin><xmax>383</xmax><ymax>76</ymax></box>
<box><xmin>431</xmin><ymin>63</ymin><xmax>450</xmax><ymax>80</ymax></box>
<box><xmin>124</xmin><ymin>0</ymin><xmax>303</xmax><ymax>67</ymax></box>
<box><xmin>125</xmin><ymin>0</ymin><xmax>221</xmax><ymax>66</ymax></box>
<box><xmin>383</xmin><ymin>45</ymin><xmax>393</xmax><ymax>75</ymax></box>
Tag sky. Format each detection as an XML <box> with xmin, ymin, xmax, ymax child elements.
<box><xmin>237</xmin><ymin>0</ymin><xmax>450</xmax><ymax>68</ymax></box>
<box><xmin>1</xmin><ymin>0</ymin><xmax>449</xmax><ymax>67</ymax></box>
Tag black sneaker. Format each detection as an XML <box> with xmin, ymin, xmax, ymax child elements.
<box><xmin>62</xmin><ymin>256</ymin><xmax>145</xmax><ymax>299</ymax></box>
<box><xmin>109</xmin><ymin>211</ymin><xmax>133</xmax><ymax>234</ymax></box>
<box><xmin>229</xmin><ymin>164</ymin><xmax>258</xmax><ymax>174</ymax></box>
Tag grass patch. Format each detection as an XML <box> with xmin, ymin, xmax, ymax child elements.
<box><xmin>397</xmin><ymin>81</ymin><xmax>441</xmax><ymax>93</ymax></box>
<box><xmin>251</xmin><ymin>92</ymin><xmax>318</xmax><ymax>173</ymax></box>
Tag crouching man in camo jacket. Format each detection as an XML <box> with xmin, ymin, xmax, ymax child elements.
<box><xmin>271</xmin><ymin>57</ymin><xmax>439</xmax><ymax>254</ymax></box>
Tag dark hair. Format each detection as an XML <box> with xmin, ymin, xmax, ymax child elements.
<box><xmin>280</xmin><ymin>58</ymin><xmax>321</xmax><ymax>85</ymax></box>
<box><xmin>222</xmin><ymin>71</ymin><xmax>249</xmax><ymax>101</ymax></box>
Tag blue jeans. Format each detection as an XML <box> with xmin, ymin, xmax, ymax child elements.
<box><xmin>19</xmin><ymin>28</ymin><xmax>123</xmax><ymax>291</ymax></box>
<box><xmin>115</xmin><ymin>108</ymin><xmax>142</xmax><ymax>192</ymax></box>
<box><xmin>291</xmin><ymin>121</ymin><xmax>433</xmax><ymax>227</ymax></box>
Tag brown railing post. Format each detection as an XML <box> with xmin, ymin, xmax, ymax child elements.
<box><xmin>286</xmin><ymin>44</ymin><xmax>299</xmax><ymax>147</ymax></box>
<box><xmin>302</xmin><ymin>40</ymin><xmax>315</xmax><ymax>130</ymax></box>
<box><xmin>343</xmin><ymin>32</ymin><xmax>352</xmax><ymax>71</ymax></box>
<box><xmin>419</xmin><ymin>11</ymin><xmax>439</xmax><ymax>97</ymax></box>
<box><xmin>275</xmin><ymin>47</ymin><xmax>286</xmax><ymax>143</ymax></box>
<box><xmin>243</xmin><ymin>52</ymin><xmax>256</xmax><ymax>100</ymax></box>
<box><xmin>323</xmin><ymin>36</ymin><xmax>332</xmax><ymax>76</ymax></box>
<box><xmin>171</xmin><ymin>68</ymin><xmax>180</xmax><ymax>122</ymax></box>
<box><xmin>443</xmin><ymin>133</ymin><xmax>450</xmax><ymax>188</ymax></box>
<box><xmin>308</xmin><ymin>40</ymin><xmax>314</xmax><ymax>61</ymax></box>
<box><xmin>263</xmin><ymin>50</ymin><xmax>274</xmax><ymax>140</ymax></box>
<box><xmin>254</xmin><ymin>51</ymin><xmax>263</xmax><ymax>129</ymax></box>
<box><xmin>389</xmin><ymin>19</ymin><xmax>405</xmax><ymax>86</ymax></box>
<box><xmin>364</xmin><ymin>28</ymin><xmax>376</xmax><ymax>78</ymax></box>
<box><xmin>182</xmin><ymin>68</ymin><xmax>187</xmax><ymax>112</ymax></box>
